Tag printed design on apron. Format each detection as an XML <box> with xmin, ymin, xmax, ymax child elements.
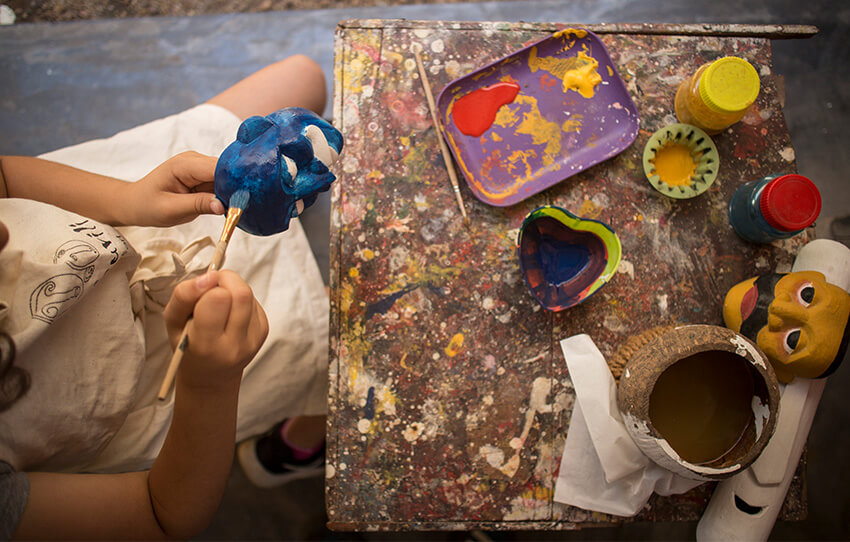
<box><xmin>29</xmin><ymin>219</ymin><xmax>131</xmax><ymax>324</ymax></box>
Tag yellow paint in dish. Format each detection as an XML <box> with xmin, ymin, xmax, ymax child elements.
<box><xmin>652</xmin><ymin>143</ymin><xmax>697</xmax><ymax>187</ymax></box>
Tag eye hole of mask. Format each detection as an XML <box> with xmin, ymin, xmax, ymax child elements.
<box><xmin>796</xmin><ymin>282</ymin><xmax>815</xmax><ymax>306</ymax></box>
<box><xmin>784</xmin><ymin>328</ymin><xmax>802</xmax><ymax>354</ymax></box>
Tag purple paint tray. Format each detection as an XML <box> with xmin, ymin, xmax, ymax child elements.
<box><xmin>436</xmin><ymin>29</ymin><xmax>640</xmax><ymax>207</ymax></box>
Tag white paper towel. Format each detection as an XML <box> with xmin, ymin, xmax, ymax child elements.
<box><xmin>553</xmin><ymin>334</ymin><xmax>703</xmax><ymax>516</ymax></box>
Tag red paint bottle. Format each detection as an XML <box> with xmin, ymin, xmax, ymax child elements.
<box><xmin>728</xmin><ymin>174</ymin><xmax>821</xmax><ymax>243</ymax></box>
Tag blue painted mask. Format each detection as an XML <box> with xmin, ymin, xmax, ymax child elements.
<box><xmin>214</xmin><ymin>107</ymin><xmax>344</xmax><ymax>236</ymax></box>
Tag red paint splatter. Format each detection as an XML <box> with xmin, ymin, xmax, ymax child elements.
<box><xmin>451</xmin><ymin>82</ymin><xmax>521</xmax><ymax>137</ymax></box>
<box><xmin>540</xmin><ymin>73</ymin><xmax>557</xmax><ymax>92</ymax></box>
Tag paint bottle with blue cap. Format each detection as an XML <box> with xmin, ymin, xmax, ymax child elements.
<box><xmin>728</xmin><ymin>174</ymin><xmax>821</xmax><ymax>243</ymax></box>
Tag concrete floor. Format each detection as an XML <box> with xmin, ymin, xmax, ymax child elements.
<box><xmin>1</xmin><ymin>0</ymin><xmax>848</xmax><ymax>539</ymax></box>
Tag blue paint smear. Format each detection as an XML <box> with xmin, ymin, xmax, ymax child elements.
<box><xmin>365</xmin><ymin>284</ymin><xmax>419</xmax><ymax>319</ymax></box>
<box><xmin>364</xmin><ymin>386</ymin><xmax>376</xmax><ymax>419</ymax></box>
<box><xmin>214</xmin><ymin>107</ymin><xmax>344</xmax><ymax>236</ymax></box>
<box><xmin>364</xmin><ymin>283</ymin><xmax>446</xmax><ymax>319</ymax></box>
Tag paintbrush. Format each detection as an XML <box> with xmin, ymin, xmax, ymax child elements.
<box><xmin>157</xmin><ymin>189</ymin><xmax>249</xmax><ymax>400</ymax></box>
<box><xmin>414</xmin><ymin>48</ymin><xmax>470</xmax><ymax>226</ymax></box>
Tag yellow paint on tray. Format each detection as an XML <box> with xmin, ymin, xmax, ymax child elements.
<box><xmin>561</xmin><ymin>51</ymin><xmax>602</xmax><ymax>98</ymax></box>
<box><xmin>514</xmin><ymin>95</ymin><xmax>562</xmax><ymax>166</ymax></box>
<box><xmin>652</xmin><ymin>143</ymin><xmax>697</xmax><ymax>187</ymax></box>
<box><xmin>445</xmin><ymin>333</ymin><xmax>465</xmax><ymax>357</ymax></box>
<box><xmin>528</xmin><ymin>47</ymin><xmax>602</xmax><ymax>98</ymax></box>
<box><xmin>349</xmin><ymin>267</ymin><xmax>360</xmax><ymax>277</ymax></box>
<box><xmin>561</xmin><ymin>115</ymin><xmax>583</xmax><ymax>133</ymax></box>
<box><xmin>553</xmin><ymin>28</ymin><xmax>588</xmax><ymax>40</ymax></box>
<box><xmin>506</xmin><ymin>149</ymin><xmax>537</xmax><ymax>178</ymax></box>
<box><xmin>493</xmin><ymin>102</ymin><xmax>520</xmax><ymax>128</ymax></box>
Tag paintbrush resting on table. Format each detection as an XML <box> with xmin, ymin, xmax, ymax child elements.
<box><xmin>156</xmin><ymin>107</ymin><xmax>344</xmax><ymax>400</ymax></box>
<box><xmin>414</xmin><ymin>48</ymin><xmax>470</xmax><ymax>226</ymax></box>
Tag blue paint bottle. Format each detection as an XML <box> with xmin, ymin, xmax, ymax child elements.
<box><xmin>728</xmin><ymin>174</ymin><xmax>821</xmax><ymax>243</ymax></box>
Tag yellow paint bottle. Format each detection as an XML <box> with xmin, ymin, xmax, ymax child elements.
<box><xmin>674</xmin><ymin>57</ymin><xmax>760</xmax><ymax>135</ymax></box>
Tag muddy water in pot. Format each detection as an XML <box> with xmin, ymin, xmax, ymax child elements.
<box><xmin>648</xmin><ymin>350</ymin><xmax>755</xmax><ymax>465</ymax></box>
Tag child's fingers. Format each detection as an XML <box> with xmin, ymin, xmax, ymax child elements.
<box><xmin>170</xmin><ymin>151</ymin><xmax>217</xmax><ymax>188</ymax></box>
<box><xmin>216</xmin><ymin>271</ymin><xmax>257</xmax><ymax>338</ymax></box>
<box><xmin>162</xmin><ymin>193</ymin><xmax>225</xmax><ymax>223</ymax></box>
<box><xmin>192</xmin><ymin>287</ymin><xmax>233</xmax><ymax>341</ymax></box>
<box><xmin>164</xmin><ymin>272</ymin><xmax>219</xmax><ymax>339</ymax></box>
<box><xmin>251</xmin><ymin>300</ymin><xmax>270</xmax><ymax>347</ymax></box>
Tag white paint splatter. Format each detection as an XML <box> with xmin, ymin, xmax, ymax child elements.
<box><xmin>403</xmin><ymin>422</ymin><xmax>425</xmax><ymax>442</ymax></box>
<box><xmin>591</xmin><ymin>192</ymin><xmax>610</xmax><ymax>208</ymax></box>
<box><xmin>482</xmin><ymin>296</ymin><xmax>496</xmax><ymax>310</ymax></box>
<box><xmin>445</xmin><ymin>59</ymin><xmax>461</xmax><ymax>78</ymax></box>
<box><xmin>752</xmin><ymin>396</ymin><xmax>770</xmax><ymax>439</ymax></box>
<box><xmin>656</xmin><ymin>293</ymin><xmax>669</xmax><ymax>314</ymax></box>
<box><xmin>731</xmin><ymin>335</ymin><xmax>766</xmax><ymax>369</ymax></box>
<box><xmin>479</xmin><ymin>444</ymin><xmax>505</xmax><ymax>468</ymax></box>
<box><xmin>618</xmin><ymin>260</ymin><xmax>635</xmax><ymax>279</ymax></box>
<box><xmin>357</xmin><ymin>418</ymin><xmax>372</xmax><ymax>433</ymax></box>
<box><xmin>603</xmin><ymin>314</ymin><xmax>628</xmax><ymax>333</ymax></box>
<box><xmin>779</xmin><ymin>146</ymin><xmax>795</xmax><ymax>162</ymax></box>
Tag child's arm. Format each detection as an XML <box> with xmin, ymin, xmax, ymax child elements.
<box><xmin>13</xmin><ymin>270</ymin><xmax>268</xmax><ymax>540</ymax></box>
<box><xmin>0</xmin><ymin>152</ymin><xmax>225</xmax><ymax>227</ymax></box>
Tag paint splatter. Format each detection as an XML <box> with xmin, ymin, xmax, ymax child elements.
<box><xmin>444</xmin><ymin>332</ymin><xmax>465</xmax><ymax>357</ymax></box>
<box><xmin>528</xmin><ymin>47</ymin><xmax>602</xmax><ymax>98</ymax></box>
<box><xmin>452</xmin><ymin>82</ymin><xmax>521</xmax><ymax>137</ymax></box>
<box><xmin>403</xmin><ymin>422</ymin><xmax>425</xmax><ymax>442</ymax></box>
<box><xmin>364</xmin><ymin>386</ymin><xmax>376</xmax><ymax>419</ymax></box>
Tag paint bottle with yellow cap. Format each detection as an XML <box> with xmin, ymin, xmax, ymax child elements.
<box><xmin>674</xmin><ymin>57</ymin><xmax>761</xmax><ymax>135</ymax></box>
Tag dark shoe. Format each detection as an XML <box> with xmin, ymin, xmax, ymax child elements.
<box><xmin>237</xmin><ymin>420</ymin><xmax>325</xmax><ymax>488</ymax></box>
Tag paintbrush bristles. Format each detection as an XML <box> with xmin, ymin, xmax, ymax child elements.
<box><xmin>228</xmin><ymin>189</ymin><xmax>250</xmax><ymax>212</ymax></box>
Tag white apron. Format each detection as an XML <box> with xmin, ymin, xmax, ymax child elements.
<box><xmin>0</xmin><ymin>104</ymin><xmax>329</xmax><ymax>474</ymax></box>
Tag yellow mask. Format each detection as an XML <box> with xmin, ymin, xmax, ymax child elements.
<box><xmin>723</xmin><ymin>271</ymin><xmax>850</xmax><ymax>383</ymax></box>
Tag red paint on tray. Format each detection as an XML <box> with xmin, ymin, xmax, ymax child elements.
<box><xmin>451</xmin><ymin>82</ymin><xmax>521</xmax><ymax>137</ymax></box>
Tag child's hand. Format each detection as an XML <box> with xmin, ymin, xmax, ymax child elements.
<box><xmin>126</xmin><ymin>151</ymin><xmax>226</xmax><ymax>227</ymax></box>
<box><xmin>164</xmin><ymin>270</ymin><xmax>269</xmax><ymax>392</ymax></box>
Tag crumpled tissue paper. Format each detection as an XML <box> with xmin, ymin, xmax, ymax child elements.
<box><xmin>553</xmin><ymin>334</ymin><xmax>703</xmax><ymax>517</ymax></box>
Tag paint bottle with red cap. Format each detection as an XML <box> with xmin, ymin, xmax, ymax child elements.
<box><xmin>728</xmin><ymin>174</ymin><xmax>822</xmax><ymax>243</ymax></box>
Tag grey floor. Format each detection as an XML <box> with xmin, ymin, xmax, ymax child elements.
<box><xmin>2</xmin><ymin>0</ymin><xmax>849</xmax><ymax>539</ymax></box>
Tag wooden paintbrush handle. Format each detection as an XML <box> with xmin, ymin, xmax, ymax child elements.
<box><xmin>157</xmin><ymin>327</ymin><xmax>189</xmax><ymax>400</ymax></box>
<box><xmin>157</xmin><ymin>207</ymin><xmax>242</xmax><ymax>400</ymax></box>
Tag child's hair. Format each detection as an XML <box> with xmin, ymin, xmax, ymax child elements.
<box><xmin>0</xmin><ymin>331</ymin><xmax>29</xmax><ymax>411</ymax></box>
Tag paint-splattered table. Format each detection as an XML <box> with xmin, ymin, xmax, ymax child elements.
<box><xmin>328</xmin><ymin>20</ymin><xmax>816</xmax><ymax>531</ymax></box>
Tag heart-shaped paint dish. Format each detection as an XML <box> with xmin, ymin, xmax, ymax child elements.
<box><xmin>517</xmin><ymin>206</ymin><xmax>622</xmax><ymax>311</ymax></box>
